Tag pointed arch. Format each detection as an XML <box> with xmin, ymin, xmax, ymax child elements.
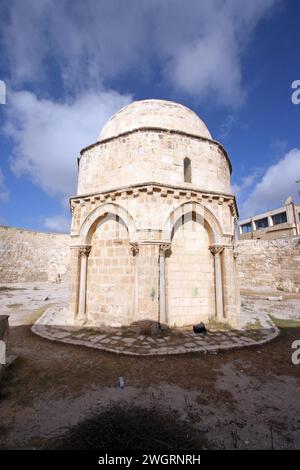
<box><xmin>163</xmin><ymin>201</ymin><xmax>223</xmax><ymax>245</ymax></box>
<box><xmin>78</xmin><ymin>202</ymin><xmax>137</xmax><ymax>245</ymax></box>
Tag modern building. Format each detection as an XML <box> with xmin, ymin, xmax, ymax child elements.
<box><xmin>238</xmin><ymin>196</ymin><xmax>300</xmax><ymax>240</ymax></box>
<box><xmin>68</xmin><ymin>99</ymin><xmax>240</xmax><ymax>328</ymax></box>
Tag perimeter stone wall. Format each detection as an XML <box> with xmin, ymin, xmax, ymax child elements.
<box><xmin>237</xmin><ymin>237</ymin><xmax>300</xmax><ymax>293</ymax></box>
<box><xmin>0</xmin><ymin>225</ymin><xmax>70</xmax><ymax>284</ymax></box>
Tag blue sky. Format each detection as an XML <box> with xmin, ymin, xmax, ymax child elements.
<box><xmin>0</xmin><ymin>0</ymin><xmax>299</xmax><ymax>232</ymax></box>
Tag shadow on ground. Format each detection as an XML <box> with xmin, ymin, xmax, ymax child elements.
<box><xmin>0</xmin><ymin>321</ymin><xmax>300</xmax><ymax>449</ymax></box>
<box><xmin>48</xmin><ymin>405</ymin><xmax>207</xmax><ymax>450</ymax></box>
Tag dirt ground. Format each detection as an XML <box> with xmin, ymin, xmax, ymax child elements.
<box><xmin>0</xmin><ymin>283</ymin><xmax>300</xmax><ymax>450</ymax></box>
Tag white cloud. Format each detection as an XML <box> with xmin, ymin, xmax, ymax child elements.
<box><xmin>219</xmin><ymin>114</ymin><xmax>238</xmax><ymax>139</ymax></box>
<box><xmin>240</xmin><ymin>148</ymin><xmax>300</xmax><ymax>217</ymax></box>
<box><xmin>167</xmin><ymin>30</ymin><xmax>244</xmax><ymax>106</ymax></box>
<box><xmin>0</xmin><ymin>0</ymin><xmax>280</xmax><ymax>106</ymax></box>
<box><xmin>4</xmin><ymin>89</ymin><xmax>131</xmax><ymax>198</ymax></box>
<box><xmin>43</xmin><ymin>215</ymin><xmax>70</xmax><ymax>233</ymax></box>
<box><xmin>0</xmin><ymin>168</ymin><xmax>9</xmax><ymax>202</ymax></box>
<box><xmin>0</xmin><ymin>0</ymin><xmax>282</xmax><ymax>223</ymax></box>
<box><xmin>232</xmin><ymin>167</ymin><xmax>264</xmax><ymax>198</ymax></box>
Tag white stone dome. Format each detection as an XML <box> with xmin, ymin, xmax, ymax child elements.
<box><xmin>98</xmin><ymin>99</ymin><xmax>212</xmax><ymax>141</ymax></box>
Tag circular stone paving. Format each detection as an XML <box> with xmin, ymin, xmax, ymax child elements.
<box><xmin>32</xmin><ymin>310</ymin><xmax>279</xmax><ymax>356</ymax></box>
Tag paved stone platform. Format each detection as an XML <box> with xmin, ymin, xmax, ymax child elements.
<box><xmin>32</xmin><ymin>314</ymin><xmax>279</xmax><ymax>356</ymax></box>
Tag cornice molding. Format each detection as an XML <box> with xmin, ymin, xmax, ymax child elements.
<box><xmin>70</xmin><ymin>181</ymin><xmax>239</xmax><ymax>219</ymax></box>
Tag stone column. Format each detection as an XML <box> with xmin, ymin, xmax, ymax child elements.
<box><xmin>222</xmin><ymin>245</ymin><xmax>240</xmax><ymax>327</ymax></box>
<box><xmin>69</xmin><ymin>246</ymin><xmax>81</xmax><ymax>319</ymax></box>
<box><xmin>130</xmin><ymin>243</ymin><xmax>140</xmax><ymax>322</ymax></box>
<box><xmin>209</xmin><ymin>245</ymin><xmax>224</xmax><ymax>321</ymax></box>
<box><xmin>77</xmin><ymin>245</ymin><xmax>91</xmax><ymax>321</ymax></box>
<box><xmin>159</xmin><ymin>244</ymin><xmax>171</xmax><ymax>325</ymax></box>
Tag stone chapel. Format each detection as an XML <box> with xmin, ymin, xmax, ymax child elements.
<box><xmin>69</xmin><ymin>99</ymin><xmax>240</xmax><ymax>327</ymax></box>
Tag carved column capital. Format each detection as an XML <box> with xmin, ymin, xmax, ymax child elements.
<box><xmin>159</xmin><ymin>243</ymin><xmax>171</xmax><ymax>256</ymax></box>
<box><xmin>130</xmin><ymin>243</ymin><xmax>139</xmax><ymax>256</ymax></box>
<box><xmin>79</xmin><ymin>245</ymin><xmax>92</xmax><ymax>257</ymax></box>
<box><xmin>209</xmin><ymin>244</ymin><xmax>224</xmax><ymax>255</ymax></box>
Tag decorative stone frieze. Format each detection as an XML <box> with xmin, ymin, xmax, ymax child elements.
<box><xmin>79</xmin><ymin>245</ymin><xmax>91</xmax><ymax>257</ymax></box>
<box><xmin>209</xmin><ymin>245</ymin><xmax>225</xmax><ymax>255</ymax></box>
<box><xmin>159</xmin><ymin>243</ymin><xmax>171</xmax><ymax>256</ymax></box>
<box><xmin>130</xmin><ymin>243</ymin><xmax>139</xmax><ymax>256</ymax></box>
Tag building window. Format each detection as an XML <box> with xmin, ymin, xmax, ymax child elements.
<box><xmin>184</xmin><ymin>157</ymin><xmax>192</xmax><ymax>183</ymax></box>
<box><xmin>272</xmin><ymin>212</ymin><xmax>287</xmax><ymax>225</ymax></box>
<box><xmin>255</xmin><ymin>217</ymin><xmax>268</xmax><ymax>230</ymax></box>
<box><xmin>241</xmin><ymin>222</ymin><xmax>252</xmax><ymax>233</ymax></box>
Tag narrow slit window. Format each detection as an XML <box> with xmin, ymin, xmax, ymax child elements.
<box><xmin>184</xmin><ymin>157</ymin><xmax>192</xmax><ymax>183</ymax></box>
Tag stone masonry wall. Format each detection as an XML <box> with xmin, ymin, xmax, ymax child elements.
<box><xmin>237</xmin><ymin>237</ymin><xmax>300</xmax><ymax>293</ymax></box>
<box><xmin>78</xmin><ymin>131</ymin><xmax>231</xmax><ymax>197</ymax></box>
<box><xmin>86</xmin><ymin>216</ymin><xmax>135</xmax><ymax>327</ymax></box>
<box><xmin>0</xmin><ymin>225</ymin><xmax>70</xmax><ymax>284</ymax></box>
<box><xmin>166</xmin><ymin>213</ymin><xmax>215</xmax><ymax>327</ymax></box>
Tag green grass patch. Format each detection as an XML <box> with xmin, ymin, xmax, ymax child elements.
<box><xmin>269</xmin><ymin>314</ymin><xmax>300</xmax><ymax>328</ymax></box>
<box><xmin>7</xmin><ymin>303</ymin><xmax>23</xmax><ymax>309</ymax></box>
<box><xmin>0</xmin><ymin>286</ymin><xmax>24</xmax><ymax>292</ymax></box>
<box><xmin>26</xmin><ymin>305</ymin><xmax>55</xmax><ymax>325</ymax></box>
<box><xmin>207</xmin><ymin>319</ymin><xmax>233</xmax><ymax>331</ymax></box>
<box><xmin>244</xmin><ymin>318</ymin><xmax>262</xmax><ymax>330</ymax></box>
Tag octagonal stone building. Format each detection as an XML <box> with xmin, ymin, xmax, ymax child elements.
<box><xmin>69</xmin><ymin>99</ymin><xmax>240</xmax><ymax>328</ymax></box>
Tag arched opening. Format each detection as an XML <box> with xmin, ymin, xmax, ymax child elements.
<box><xmin>85</xmin><ymin>212</ymin><xmax>135</xmax><ymax>326</ymax></box>
<box><xmin>79</xmin><ymin>202</ymin><xmax>136</xmax><ymax>246</ymax></box>
<box><xmin>165</xmin><ymin>211</ymin><xmax>215</xmax><ymax>327</ymax></box>
<box><xmin>184</xmin><ymin>157</ymin><xmax>192</xmax><ymax>183</ymax></box>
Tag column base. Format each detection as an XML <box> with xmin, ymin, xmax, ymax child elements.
<box><xmin>74</xmin><ymin>315</ymin><xmax>87</xmax><ymax>326</ymax></box>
